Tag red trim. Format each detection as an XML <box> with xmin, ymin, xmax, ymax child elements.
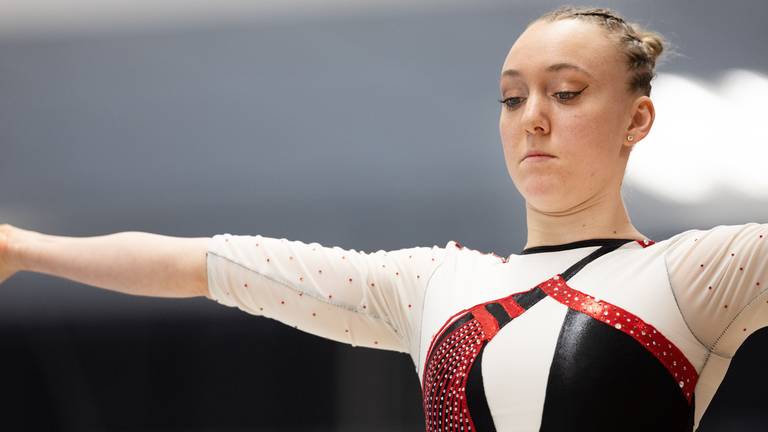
<box><xmin>498</xmin><ymin>296</ymin><xmax>526</xmax><ymax>318</ymax></box>
<box><xmin>421</xmin><ymin>306</ymin><xmax>473</xmax><ymax>390</ymax></box>
<box><xmin>451</xmin><ymin>239</ymin><xmax>509</xmax><ymax>263</ymax></box>
<box><xmin>422</xmin><ymin>317</ymin><xmax>483</xmax><ymax>431</ymax></box>
<box><xmin>539</xmin><ymin>274</ymin><xmax>697</xmax><ymax>405</ymax></box>
<box><xmin>636</xmin><ymin>239</ymin><xmax>656</xmax><ymax>248</ymax></box>
<box><xmin>471</xmin><ymin>303</ymin><xmax>500</xmax><ymax>339</ymax></box>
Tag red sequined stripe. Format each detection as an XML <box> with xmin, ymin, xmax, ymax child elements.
<box><xmin>427</xmin><ymin>324</ymin><xmax>480</xmax><ymax>431</ymax></box>
<box><xmin>470</xmin><ymin>304</ymin><xmax>500</xmax><ymax>339</ymax></box>
<box><xmin>539</xmin><ymin>275</ymin><xmax>698</xmax><ymax>405</ymax></box>
<box><xmin>422</xmin><ymin>317</ymin><xmax>484</xmax><ymax>431</ymax></box>
<box><xmin>498</xmin><ymin>296</ymin><xmax>526</xmax><ymax>319</ymax></box>
<box><xmin>429</xmin><ymin>324</ymin><xmax>475</xmax><ymax>415</ymax></box>
<box><xmin>422</xmin><ymin>306</ymin><xmax>474</xmax><ymax>387</ymax></box>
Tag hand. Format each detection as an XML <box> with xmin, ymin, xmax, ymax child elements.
<box><xmin>0</xmin><ymin>224</ymin><xmax>23</xmax><ymax>286</ymax></box>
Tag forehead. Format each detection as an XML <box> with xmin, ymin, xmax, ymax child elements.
<box><xmin>502</xmin><ymin>19</ymin><xmax>621</xmax><ymax>81</ymax></box>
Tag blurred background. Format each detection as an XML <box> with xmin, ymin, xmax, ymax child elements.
<box><xmin>1</xmin><ymin>0</ymin><xmax>767</xmax><ymax>430</ymax></box>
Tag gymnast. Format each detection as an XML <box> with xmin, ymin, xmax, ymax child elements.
<box><xmin>0</xmin><ymin>5</ymin><xmax>765</xmax><ymax>431</ymax></box>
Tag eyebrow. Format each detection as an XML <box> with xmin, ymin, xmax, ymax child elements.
<box><xmin>502</xmin><ymin>62</ymin><xmax>594</xmax><ymax>79</ymax></box>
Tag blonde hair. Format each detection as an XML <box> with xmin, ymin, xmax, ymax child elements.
<box><xmin>533</xmin><ymin>6</ymin><xmax>669</xmax><ymax>96</ymax></box>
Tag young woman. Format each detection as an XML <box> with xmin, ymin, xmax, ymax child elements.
<box><xmin>0</xmin><ymin>6</ymin><xmax>765</xmax><ymax>432</ymax></box>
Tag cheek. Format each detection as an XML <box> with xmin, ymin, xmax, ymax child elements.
<box><xmin>555</xmin><ymin>108</ymin><xmax>615</xmax><ymax>166</ymax></box>
<box><xmin>556</xmin><ymin>115</ymin><xmax>621</xmax><ymax>193</ymax></box>
<box><xmin>499</xmin><ymin>113</ymin><xmax>527</xmax><ymax>158</ymax></box>
<box><xmin>499</xmin><ymin>116</ymin><xmax>523</xmax><ymax>179</ymax></box>
<box><xmin>499</xmin><ymin>113</ymin><xmax>518</xmax><ymax>145</ymax></box>
<box><xmin>556</xmin><ymin>109</ymin><xmax>595</xmax><ymax>145</ymax></box>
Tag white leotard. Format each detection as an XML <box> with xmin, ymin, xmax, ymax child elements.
<box><xmin>205</xmin><ymin>222</ymin><xmax>767</xmax><ymax>431</ymax></box>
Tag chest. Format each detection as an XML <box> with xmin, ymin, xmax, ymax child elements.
<box><xmin>417</xmin><ymin>249</ymin><xmax>708</xmax><ymax>431</ymax></box>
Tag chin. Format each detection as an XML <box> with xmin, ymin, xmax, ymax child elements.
<box><xmin>520</xmin><ymin>182</ymin><xmax>568</xmax><ymax>212</ymax></box>
<box><xmin>525</xmin><ymin>197</ymin><xmax>566</xmax><ymax>214</ymax></box>
<box><xmin>519</xmin><ymin>175</ymin><xmax>562</xmax><ymax>196</ymax></box>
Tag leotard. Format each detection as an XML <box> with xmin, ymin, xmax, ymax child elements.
<box><xmin>205</xmin><ymin>222</ymin><xmax>767</xmax><ymax>431</ymax></box>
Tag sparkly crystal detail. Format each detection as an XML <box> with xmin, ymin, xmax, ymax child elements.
<box><xmin>422</xmin><ymin>317</ymin><xmax>483</xmax><ymax>431</ymax></box>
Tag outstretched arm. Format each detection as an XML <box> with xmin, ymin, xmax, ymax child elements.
<box><xmin>0</xmin><ymin>224</ymin><xmax>210</xmax><ymax>298</ymax></box>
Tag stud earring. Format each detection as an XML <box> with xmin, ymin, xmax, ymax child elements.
<box><xmin>627</xmin><ymin>135</ymin><xmax>634</xmax><ymax>141</ymax></box>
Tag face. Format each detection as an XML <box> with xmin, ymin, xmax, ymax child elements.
<box><xmin>499</xmin><ymin>18</ymin><xmax>646</xmax><ymax>213</ymax></box>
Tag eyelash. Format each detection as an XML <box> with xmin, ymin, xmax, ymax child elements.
<box><xmin>498</xmin><ymin>87</ymin><xmax>587</xmax><ymax>111</ymax></box>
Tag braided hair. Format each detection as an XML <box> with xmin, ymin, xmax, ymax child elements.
<box><xmin>533</xmin><ymin>6</ymin><xmax>667</xmax><ymax>97</ymax></box>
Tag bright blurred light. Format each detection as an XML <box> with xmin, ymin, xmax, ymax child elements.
<box><xmin>625</xmin><ymin>69</ymin><xmax>768</xmax><ymax>203</ymax></box>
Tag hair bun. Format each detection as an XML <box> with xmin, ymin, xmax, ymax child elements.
<box><xmin>637</xmin><ymin>31</ymin><xmax>665</xmax><ymax>66</ymax></box>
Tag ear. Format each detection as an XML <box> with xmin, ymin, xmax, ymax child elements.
<box><xmin>624</xmin><ymin>95</ymin><xmax>655</xmax><ymax>149</ymax></box>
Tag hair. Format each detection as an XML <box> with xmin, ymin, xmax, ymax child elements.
<box><xmin>532</xmin><ymin>6</ymin><xmax>670</xmax><ymax>97</ymax></box>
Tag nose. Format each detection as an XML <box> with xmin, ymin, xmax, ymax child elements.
<box><xmin>521</xmin><ymin>93</ymin><xmax>549</xmax><ymax>136</ymax></box>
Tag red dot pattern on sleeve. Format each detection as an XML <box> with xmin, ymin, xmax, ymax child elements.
<box><xmin>211</xmin><ymin>234</ymin><xmax>450</xmax><ymax>351</ymax></box>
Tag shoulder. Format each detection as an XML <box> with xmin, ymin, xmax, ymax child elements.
<box><xmin>661</xmin><ymin>222</ymin><xmax>767</xmax><ymax>286</ymax></box>
<box><xmin>659</xmin><ymin>222</ymin><xmax>768</xmax><ymax>355</ymax></box>
<box><xmin>659</xmin><ymin>222</ymin><xmax>766</xmax><ymax>253</ymax></box>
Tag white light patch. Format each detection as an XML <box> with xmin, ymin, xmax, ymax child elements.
<box><xmin>718</xmin><ymin>70</ymin><xmax>768</xmax><ymax>198</ymax></box>
<box><xmin>626</xmin><ymin>69</ymin><xmax>768</xmax><ymax>203</ymax></box>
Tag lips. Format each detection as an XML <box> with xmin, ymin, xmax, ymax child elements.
<box><xmin>521</xmin><ymin>152</ymin><xmax>555</xmax><ymax>162</ymax></box>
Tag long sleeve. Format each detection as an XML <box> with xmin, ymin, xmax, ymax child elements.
<box><xmin>664</xmin><ymin>222</ymin><xmax>768</xmax><ymax>358</ymax></box>
<box><xmin>205</xmin><ymin>233</ymin><xmax>450</xmax><ymax>355</ymax></box>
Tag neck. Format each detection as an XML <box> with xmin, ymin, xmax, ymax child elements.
<box><xmin>524</xmin><ymin>188</ymin><xmax>646</xmax><ymax>250</ymax></box>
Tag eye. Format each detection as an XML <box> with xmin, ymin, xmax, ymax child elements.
<box><xmin>553</xmin><ymin>85</ymin><xmax>588</xmax><ymax>102</ymax></box>
<box><xmin>498</xmin><ymin>97</ymin><xmax>524</xmax><ymax>111</ymax></box>
<box><xmin>498</xmin><ymin>85</ymin><xmax>588</xmax><ymax>111</ymax></box>
<box><xmin>553</xmin><ymin>91</ymin><xmax>580</xmax><ymax>101</ymax></box>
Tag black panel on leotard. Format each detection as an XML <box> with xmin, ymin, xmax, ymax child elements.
<box><xmin>539</xmin><ymin>308</ymin><xmax>694</xmax><ymax>431</ymax></box>
<box><xmin>512</xmin><ymin>286</ymin><xmax>548</xmax><ymax>309</ymax></box>
<box><xmin>465</xmin><ymin>342</ymin><xmax>497</xmax><ymax>432</ymax></box>
<box><xmin>484</xmin><ymin>302</ymin><xmax>511</xmax><ymax>327</ymax></box>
